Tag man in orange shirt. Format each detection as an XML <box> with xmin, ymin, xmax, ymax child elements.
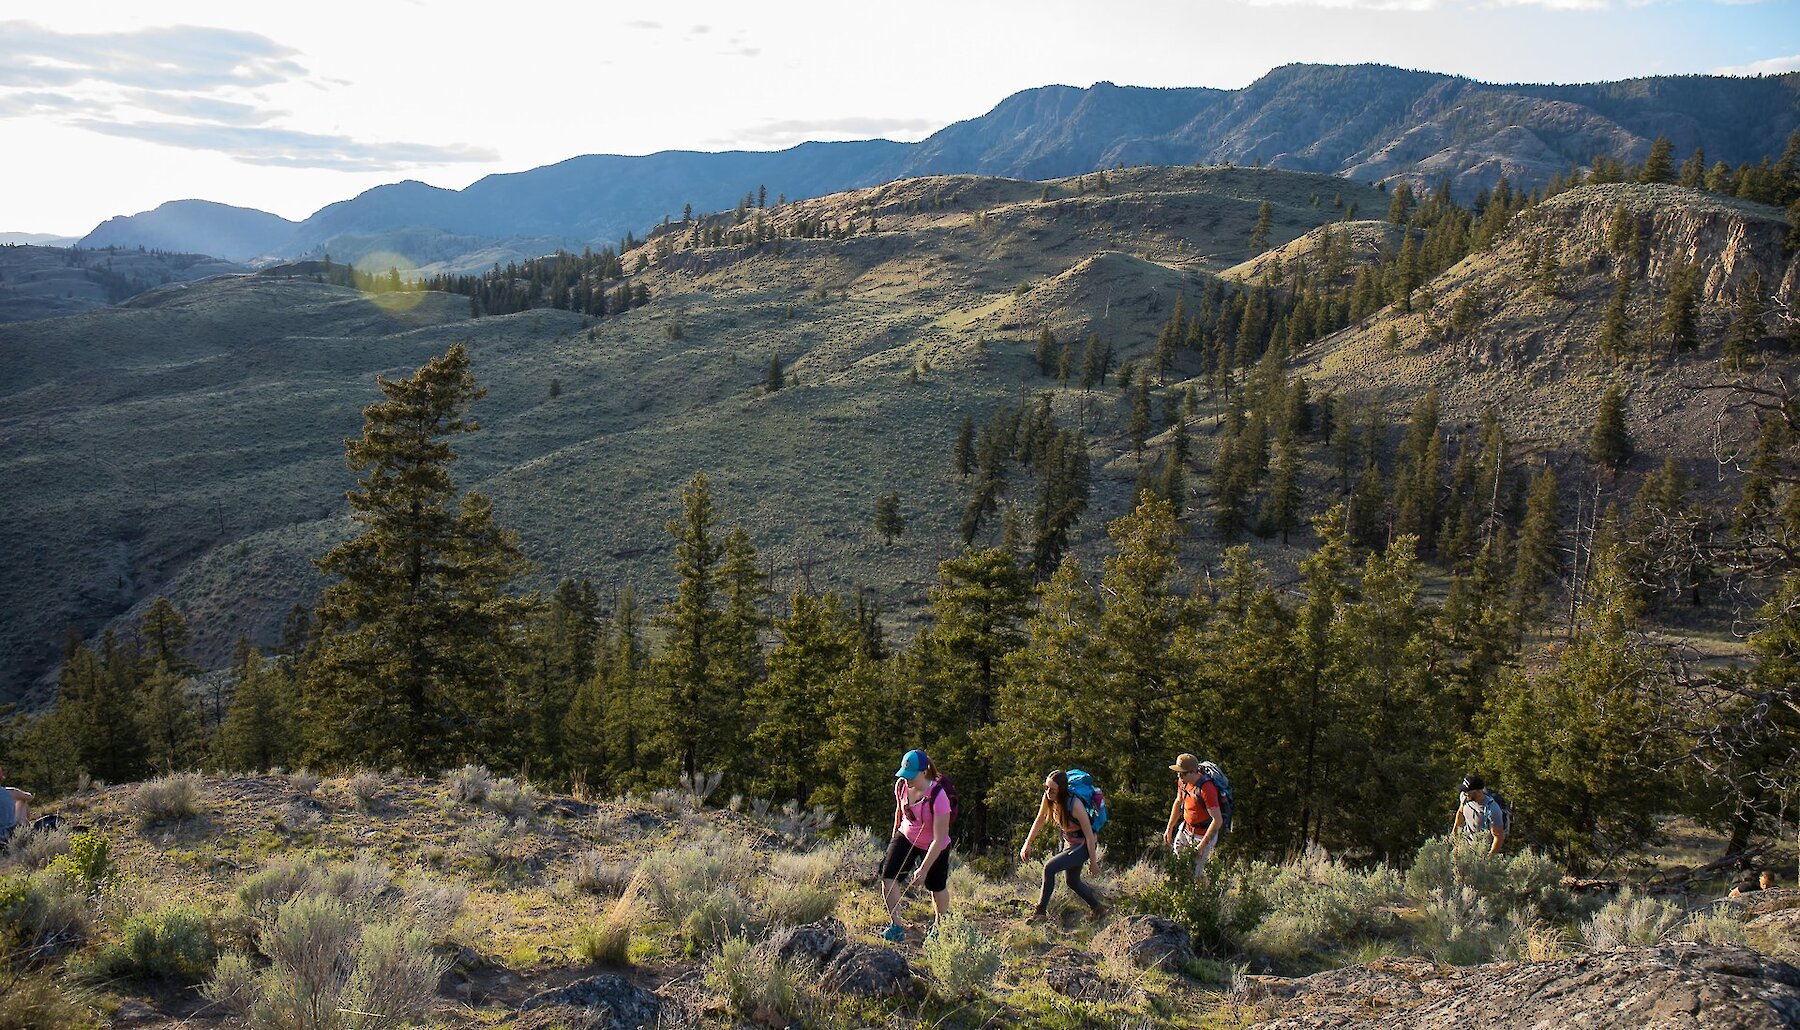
<box><xmin>1163</xmin><ymin>753</ymin><xmax>1222</xmax><ymax>879</ymax></box>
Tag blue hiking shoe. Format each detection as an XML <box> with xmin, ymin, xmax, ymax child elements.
<box><xmin>882</xmin><ymin>922</ymin><xmax>905</xmax><ymax>944</ymax></box>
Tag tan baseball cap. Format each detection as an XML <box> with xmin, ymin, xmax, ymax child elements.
<box><xmin>1170</xmin><ymin>753</ymin><xmax>1200</xmax><ymax>773</ymax></box>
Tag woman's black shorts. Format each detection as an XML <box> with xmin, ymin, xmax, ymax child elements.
<box><xmin>880</xmin><ymin>832</ymin><xmax>950</xmax><ymax>892</ymax></box>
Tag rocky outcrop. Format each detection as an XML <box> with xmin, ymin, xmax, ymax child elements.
<box><xmin>1249</xmin><ymin>944</ymin><xmax>1800</xmax><ymax>1030</ymax></box>
<box><xmin>820</xmin><ymin>942</ymin><xmax>915</xmax><ymax>998</ymax></box>
<box><xmin>519</xmin><ymin>974</ymin><xmax>664</xmax><ymax>1030</ymax></box>
<box><xmin>768</xmin><ymin>917</ymin><xmax>847</xmax><ymax>969</ymax></box>
<box><xmin>1523</xmin><ymin>184</ymin><xmax>1800</xmax><ymax>303</ymax></box>
<box><xmin>1091</xmin><ymin>914</ymin><xmax>1195</xmax><ymax>973</ymax></box>
<box><xmin>1042</xmin><ymin>945</ymin><xmax>1139</xmax><ymax>1003</ymax></box>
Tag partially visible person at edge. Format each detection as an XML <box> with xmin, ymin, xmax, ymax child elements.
<box><xmin>1450</xmin><ymin>774</ymin><xmax>1506</xmax><ymax>855</ymax></box>
<box><xmin>1018</xmin><ymin>770</ymin><xmax>1107</xmax><ymax>924</ymax></box>
<box><xmin>0</xmin><ymin>767</ymin><xmax>32</xmax><ymax>843</ymax></box>
<box><xmin>880</xmin><ymin>749</ymin><xmax>951</xmax><ymax>943</ymax></box>
<box><xmin>1163</xmin><ymin>753</ymin><xmax>1222</xmax><ymax>878</ymax></box>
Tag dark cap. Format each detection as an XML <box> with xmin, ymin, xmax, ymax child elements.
<box><xmin>1459</xmin><ymin>775</ymin><xmax>1485</xmax><ymax>793</ymax></box>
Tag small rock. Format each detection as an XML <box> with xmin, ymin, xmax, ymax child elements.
<box><xmin>820</xmin><ymin>942</ymin><xmax>914</xmax><ymax>998</ymax></box>
<box><xmin>521</xmin><ymin>974</ymin><xmax>662</xmax><ymax>1030</ymax></box>
<box><xmin>1091</xmin><ymin>914</ymin><xmax>1195</xmax><ymax>973</ymax></box>
<box><xmin>768</xmin><ymin>917</ymin><xmax>846</xmax><ymax>968</ymax></box>
<box><xmin>108</xmin><ymin>1000</ymin><xmax>158</xmax><ymax>1027</ymax></box>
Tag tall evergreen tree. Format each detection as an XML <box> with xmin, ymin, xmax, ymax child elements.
<box><xmin>1510</xmin><ymin>464</ymin><xmax>1562</xmax><ymax>624</ymax></box>
<box><xmin>304</xmin><ymin>344</ymin><xmax>532</xmax><ymax>771</ymax></box>
<box><xmin>747</xmin><ymin>590</ymin><xmax>858</xmax><ymax>806</ymax></box>
<box><xmin>1587</xmin><ymin>385</ymin><xmax>1633</xmax><ymax>472</ymax></box>
<box><xmin>1250</xmin><ymin>201</ymin><xmax>1274</xmax><ymax>252</ymax></box>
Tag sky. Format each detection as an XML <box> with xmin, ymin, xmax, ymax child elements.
<box><xmin>2</xmin><ymin>0</ymin><xmax>1796</xmax><ymax>237</ymax></box>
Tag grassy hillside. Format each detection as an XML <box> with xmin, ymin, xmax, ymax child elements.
<box><xmin>0</xmin><ymin>245</ymin><xmax>248</xmax><ymax>324</ymax></box>
<box><xmin>10</xmin><ymin>771</ymin><xmax>1794</xmax><ymax>1028</ymax></box>
<box><xmin>1</xmin><ymin>168</ymin><xmax>1792</xmax><ymax>698</ymax></box>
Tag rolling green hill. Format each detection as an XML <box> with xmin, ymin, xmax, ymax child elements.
<box><xmin>1</xmin><ymin>166</ymin><xmax>1790</xmax><ymax>700</ymax></box>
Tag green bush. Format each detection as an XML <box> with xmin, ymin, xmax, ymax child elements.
<box><xmin>636</xmin><ymin>842</ymin><xmax>754</xmax><ymax>923</ymax></box>
<box><xmin>88</xmin><ymin>905</ymin><xmax>216</xmax><ymax>981</ymax></box>
<box><xmin>48</xmin><ymin>832</ymin><xmax>112</xmax><ymax>896</ymax></box>
<box><xmin>682</xmin><ymin>887</ymin><xmax>756</xmax><ymax>952</ymax></box>
<box><xmin>1123</xmin><ymin>854</ymin><xmax>1266</xmax><ymax>955</ymax></box>
<box><xmin>762</xmin><ymin>880</ymin><xmax>837</xmax><ymax>928</ymax></box>
<box><xmin>0</xmin><ymin>871</ymin><xmax>90</xmax><ymax>954</ymax></box>
<box><xmin>919</xmin><ymin>914</ymin><xmax>1001</xmax><ymax>999</ymax></box>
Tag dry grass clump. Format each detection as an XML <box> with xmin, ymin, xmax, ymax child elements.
<box><xmin>346</xmin><ymin>771</ymin><xmax>383</xmax><ymax>810</ymax></box>
<box><xmin>287</xmin><ymin>770</ymin><xmax>320</xmax><ymax>796</ymax></box>
<box><xmin>0</xmin><ymin>972</ymin><xmax>97</xmax><ymax>1029</ymax></box>
<box><xmin>568</xmin><ymin>851</ymin><xmax>636</xmax><ymax>896</ymax></box>
<box><xmin>131</xmin><ymin>774</ymin><xmax>203</xmax><ymax>826</ymax></box>
<box><xmin>575</xmin><ymin>875</ymin><xmax>646</xmax><ymax>965</ymax></box>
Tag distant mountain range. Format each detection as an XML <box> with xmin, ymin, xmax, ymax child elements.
<box><xmin>70</xmin><ymin>63</ymin><xmax>1800</xmax><ymax>272</ymax></box>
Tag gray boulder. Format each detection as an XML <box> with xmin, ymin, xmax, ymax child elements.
<box><xmin>520</xmin><ymin>974</ymin><xmax>663</xmax><ymax>1030</ymax></box>
<box><xmin>769</xmin><ymin>916</ymin><xmax>848</xmax><ymax>969</ymax></box>
<box><xmin>820</xmin><ymin>942</ymin><xmax>915</xmax><ymax>998</ymax></box>
<box><xmin>1092</xmin><ymin>914</ymin><xmax>1195</xmax><ymax>973</ymax></box>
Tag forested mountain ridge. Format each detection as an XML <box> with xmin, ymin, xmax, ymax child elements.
<box><xmin>70</xmin><ymin>64</ymin><xmax>1800</xmax><ymax>273</ymax></box>
<box><xmin>5</xmin><ymin>160</ymin><xmax>1795</xmax><ymax>711</ymax></box>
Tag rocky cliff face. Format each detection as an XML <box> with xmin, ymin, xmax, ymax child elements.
<box><xmin>1523</xmin><ymin>184</ymin><xmax>1800</xmax><ymax>303</ymax></box>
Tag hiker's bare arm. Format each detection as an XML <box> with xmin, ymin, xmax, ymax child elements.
<box><xmin>1019</xmin><ymin>802</ymin><xmax>1049</xmax><ymax>861</ymax></box>
<box><xmin>1489</xmin><ymin>825</ymin><xmax>1505</xmax><ymax>854</ymax></box>
<box><xmin>5</xmin><ymin>788</ymin><xmax>30</xmax><ymax>802</ymax></box>
<box><xmin>1164</xmin><ymin>795</ymin><xmax>1182</xmax><ymax>843</ymax></box>
<box><xmin>1199</xmin><ymin>803</ymin><xmax>1224</xmax><ymax>851</ymax></box>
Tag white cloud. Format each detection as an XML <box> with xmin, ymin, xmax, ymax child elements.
<box><xmin>1234</xmin><ymin>0</ymin><xmax>1611</xmax><ymax>8</ymax></box>
<box><xmin>1711</xmin><ymin>53</ymin><xmax>1800</xmax><ymax>75</ymax></box>
<box><xmin>0</xmin><ymin>21</ymin><xmax>497</xmax><ymax>171</ymax></box>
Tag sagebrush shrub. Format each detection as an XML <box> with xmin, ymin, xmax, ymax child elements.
<box><xmin>762</xmin><ymin>880</ymin><xmax>837</xmax><ymax>928</ymax></box>
<box><xmin>636</xmin><ymin>842</ymin><xmax>754</xmax><ymax>923</ymax></box>
<box><xmin>682</xmin><ymin>887</ymin><xmax>756</xmax><ymax>952</ymax></box>
<box><xmin>1676</xmin><ymin>905</ymin><xmax>1747</xmax><ymax>947</ymax></box>
<box><xmin>920</xmin><ymin>914</ymin><xmax>1001</xmax><ymax>998</ymax></box>
<box><xmin>1420</xmin><ymin>885</ymin><xmax>1513</xmax><ymax>965</ymax></box>
<box><xmin>0</xmin><ymin>871</ymin><xmax>90</xmax><ymax>953</ymax></box>
<box><xmin>4</xmin><ymin>826</ymin><xmax>69</xmax><ymax>872</ymax></box>
<box><xmin>1124</xmin><ymin>854</ymin><xmax>1266</xmax><ymax>955</ymax></box>
<box><xmin>1243</xmin><ymin>846</ymin><xmax>1403</xmax><ymax>961</ymax></box>
<box><xmin>448</xmin><ymin>765</ymin><xmax>491</xmax><ymax>804</ymax></box>
<box><xmin>485</xmin><ymin>778</ymin><xmax>536</xmax><ymax>820</ymax></box>
<box><xmin>132</xmin><ymin>774</ymin><xmax>202</xmax><ymax>825</ymax></box>
<box><xmin>705</xmin><ymin>936</ymin><xmax>797</xmax><ymax>1020</ymax></box>
<box><xmin>1581</xmin><ymin>890</ymin><xmax>1687</xmax><ymax>950</ymax></box>
<box><xmin>288</xmin><ymin>770</ymin><xmax>320</xmax><ymax>796</ymax></box>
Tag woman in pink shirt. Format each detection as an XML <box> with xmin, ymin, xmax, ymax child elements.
<box><xmin>879</xmin><ymin>749</ymin><xmax>953</xmax><ymax>943</ymax></box>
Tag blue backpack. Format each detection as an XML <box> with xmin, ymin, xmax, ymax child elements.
<box><xmin>1065</xmin><ymin>769</ymin><xmax>1108</xmax><ymax>833</ymax></box>
<box><xmin>1197</xmin><ymin>761</ymin><xmax>1235</xmax><ymax>835</ymax></box>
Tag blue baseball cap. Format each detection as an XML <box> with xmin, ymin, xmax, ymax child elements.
<box><xmin>895</xmin><ymin>749</ymin><xmax>929</xmax><ymax>779</ymax></box>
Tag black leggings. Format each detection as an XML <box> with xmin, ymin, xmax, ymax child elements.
<box><xmin>1038</xmin><ymin>841</ymin><xmax>1101</xmax><ymax>911</ymax></box>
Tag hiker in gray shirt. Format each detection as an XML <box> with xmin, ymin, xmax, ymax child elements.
<box><xmin>1451</xmin><ymin>774</ymin><xmax>1505</xmax><ymax>855</ymax></box>
<box><xmin>0</xmin><ymin>767</ymin><xmax>32</xmax><ymax>843</ymax></box>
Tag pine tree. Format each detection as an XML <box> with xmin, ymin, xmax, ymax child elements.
<box><xmin>1391</xmin><ymin>231</ymin><xmax>1421</xmax><ymax>313</ymax></box>
<box><xmin>1587</xmin><ymin>385</ymin><xmax>1633</xmax><ymax>472</ymax></box>
<box><xmin>140</xmin><ymin>597</ymin><xmax>198</xmax><ymax>677</ymax></box>
<box><xmin>874</xmin><ymin>491</ymin><xmax>905</xmax><ymax>545</ymax></box>
<box><xmin>1662</xmin><ymin>259</ymin><xmax>1700</xmax><ymax>354</ymax></box>
<box><xmin>912</xmin><ymin>547</ymin><xmax>1030</xmax><ymax>844</ymax></box>
<box><xmin>1387</xmin><ymin>181</ymin><xmax>1415</xmax><ymax>224</ymax></box>
<box><xmin>1724</xmin><ymin>271</ymin><xmax>1766</xmax><ymax>369</ymax></box>
<box><xmin>139</xmin><ymin>662</ymin><xmax>203</xmax><ymax>773</ymax></box>
<box><xmin>1128</xmin><ymin>373</ymin><xmax>1152</xmax><ymax>456</ymax></box>
<box><xmin>648</xmin><ymin>473</ymin><xmax>734</xmax><ymax>783</ymax></box>
<box><xmin>304</xmin><ymin>344</ymin><xmax>532</xmax><ymax>771</ymax></box>
<box><xmin>1264</xmin><ymin>434</ymin><xmax>1304</xmax><ymax>544</ymax></box>
<box><xmin>953</xmin><ymin>416</ymin><xmax>975</xmax><ymax>479</ymax></box>
<box><xmin>1482</xmin><ymin>545</ymin><xmax>1676</xmax><ymax>869</ymax></box>
<box><xmin>767</xmin><ymin>352</ymin><xmax>785</xmax><ymax>391</ymax></box>
<box><xmin>746</xmin><ymin>590</ymin><xmax>858</xmax><ymax>806</ymax></box>
<box><xmin>52</xmin><ymin>630</ymin><xmax>149</xmax><ymax>784</ymax></box>
<box><xmin>1640</xmin><ymin>136</ymin><xmax>1675</xmax><ymax>185</ymax></box>
<box><xmin>1598</xmin><ymin>268</ymin><xmax>1633</xmax><ymax>361</ymax></box>
<box><xmin>1250</xmin><ymin>201</ymin><xmax>1274</xmax><ymax>252</ymax></box>
<box><xmin>990</xmin><ymin>555</ymin><xmax>1100</xmax><ymax>829</ymax></box>
<box><xmin>712</xmin><ymin>525</ymin><xmax>769</xmax><ymax>789</ymax></box>
<box><xmin>1079</xmin><ymin>333</ymin><xmax>1105</xmax><ymax>392</ymax></box>
<box><xmin>1510</xmin><ymin>464</ymin><xmax>1562</xmax><ymax>623</ymax></box>
<box><xmin>1035</xmin><ymin>326</ymin><xmax>1056</xmax><ymax>376</ymax></box>
<box><xmin>214</xmin><ymin>652</ymin><xmax>296</xmax><ymax>772</ymax></box>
